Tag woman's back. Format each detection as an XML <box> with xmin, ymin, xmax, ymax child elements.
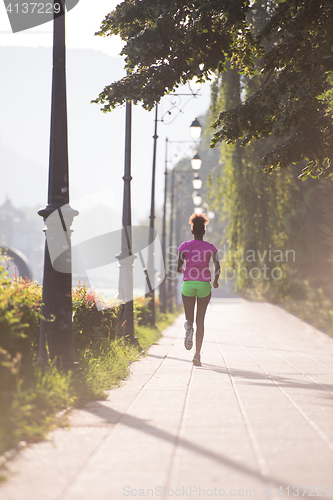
<box><xmin>178</xmin><ymin>239</ymin><xmax>217</xmax><ymax>282</ymax></box>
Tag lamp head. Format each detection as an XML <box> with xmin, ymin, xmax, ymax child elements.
<box><xmin>191</xmin><ymin>151</ymin><xmax>202</xmax><ymax>170</ymax></box>
<box><xmin>188</xmin><ymin>78</ymin><xmax>202</xmax><ymax>94</ymax></box>
<box><xmin>190</xmin><ymin>118</ymin><xmax>202</xmax><ymax>140</ymax></box>
<box><xmin>194</xmin><ymin>207</ymin><xmax>204</xmax><ymax>215</ymax></box>
<box><xmin>193</xmin><ymin>192</ymin><xmax>202</xmax><ymax>206</ymax></box>
<box><xmin>192</xmin><ymin>173</ymin><xmax>202</xmax><ymax>190</ymax></box>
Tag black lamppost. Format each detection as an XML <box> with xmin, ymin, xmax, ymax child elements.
<box><xmin>159</xmin><ymin>137</ymin><xmax>168</xmax><ymax>314</ymax></box>
<box><xmin>146</xmin><ymin>105</ymin><xmax>158</xmax><ymax>327</ymax></box>
<box><xmin>38</xmin><ymin>0</ymin><xmax>78</xmax><ymax>370</ymax></box>
<box><xmin>162</xmin><ymin>141</ymin><xmax>196</xmax><ymax>313</ymax></box>
<box><xmin>166</xmin><ymin>134</ymin><xmax>202</xmax><ymax>311</ymax></box>
<box><xmin>148</xmin><ymin>85</ymin><xmax>202</xmax><ymax>323</ymax></box>
<box><xmin>116</xmin><ymin>100</ymin><xmax>138</xmax><ymax>343</ymax></box>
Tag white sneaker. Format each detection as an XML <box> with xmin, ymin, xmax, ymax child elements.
<box><xmin>192</xmin><ymin>352</ymin><xmax>201</xmax><ymax>366</ymax></box>
<box><xmin>184</xmin><ymin>320</ymin><xmax>194</xmax><ymax>350</ymax></box>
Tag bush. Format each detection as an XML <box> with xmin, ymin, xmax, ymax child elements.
<box><xmin>0</xmin><ymin>267</ymin><xmax>42</xmax><ymax>365</ymax></box>
<box><xmin>133</xmin><ymin>296</ymin><xmax>152</xmax><ymax>326</ymax></box>
<box><xmin>72</xmin><ymin>282</ymin><xmax>120</xmax><ymax>351</ymax></box>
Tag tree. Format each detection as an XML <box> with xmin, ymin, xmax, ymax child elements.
<box><xmin>93</xmin><ymin>0</ymin><xmax>254</xmax><ymax>110</ymax></box>
<box><xmin>207</xmin><ymin>60</ymin><xmax>296</xmax><ymax>297</ymax></box>
<box><xmin>207</xmin><ymin>29</ymin><xmax>333</xmax><ymax>297</ymax></box>
<box><xmin>211</xmin><ymin>0</ymin><xmax>333</xmax><ymax>179</ymax></box>
<box><xmin>93</xmin><ymin>0</ymin><xmax>333</xmax><ymax>178</ymax></box>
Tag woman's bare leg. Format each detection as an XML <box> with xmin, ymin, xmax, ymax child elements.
<box><xmin>195</xmin><ymin>293</ymin><xmax>211</xmax><ymax>353</ymax></box>
<box><xmin>182</xmin><ymin>294</ymin><xmax>196</xmax><ymax>326</ymax></box>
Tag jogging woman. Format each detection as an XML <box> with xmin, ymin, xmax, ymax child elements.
<box><xmin>177</xmin><ymin>213</ymin><xmax>220</xmax><ymax>366</ymax></box>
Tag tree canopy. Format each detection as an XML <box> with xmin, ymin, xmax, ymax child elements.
<box><xmin>94</xmin><ymin>0</ymin><xmax>333</xmax><ymax>178</ymax></box>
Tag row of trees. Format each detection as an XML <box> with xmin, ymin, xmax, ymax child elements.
<box><xmin>205</xmin><ymin>1</ymin><xmax>333</xmax><ymax>298</ymax></box>
<box><xmin>94</xmin><ymin>0</ymin><xmax>333</xmax><ymax>299</ymax></box>
<box><xmin>207</xmin><ymin>63</ymin><xmax>333</xmax><ymax>299</ymax></box>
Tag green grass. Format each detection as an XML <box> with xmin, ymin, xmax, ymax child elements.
<box><xmin>135</xmin><ymin>310</ymin><xmax>180</xmax><ymax>351</ymax></box>
<box><xmin>73</xmin><ymin>337</ymin><xmax>140</xmax><ymax>402</ymax></box>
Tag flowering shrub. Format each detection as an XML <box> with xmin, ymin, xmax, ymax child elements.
<box><xmin>72</xmin><ymin>282</ymin><xmax>121</xmax><ymax>352</ymax></box>
<box><xmin>0</xmin><ymin>265</ymin><xmax>42</xmax><ymax>365</ymax></box>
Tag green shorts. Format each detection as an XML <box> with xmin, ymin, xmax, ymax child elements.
<box><xmin>182</xmin><ymin>280</ymin><xmax>212</xmax><ymax>298</ymax></box>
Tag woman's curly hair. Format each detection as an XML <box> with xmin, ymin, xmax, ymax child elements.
<box><xmin>189</xmin><ymin>212</ymin><xmax>209</xmax><ymax>237</ymax></box>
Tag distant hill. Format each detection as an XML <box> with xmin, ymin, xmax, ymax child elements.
<box><xmin>1</xmin><ymin>46</ymin><xmax>125</xmax><ymax>210</ymax></box>
<box><xmin>0</xmin><ymin>138</ymin><xmax>47</xmax><ymax>207</ymax></box>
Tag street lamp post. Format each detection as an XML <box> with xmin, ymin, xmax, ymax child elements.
<box><xmin>161</xmin><ymin>136</ymin><xmax>192</xmax><ymax>314</ymax></box>
<box><xmin>148</xmin><ymin>88</ymin><xmax>202</xmax><ymax>319</ymax></box>
<box><xmin>146</xmin><ymin>105</ymin><xmax>158</xmax><ymax>327</ymax></box>
<box><xmin>166</xmin><ymin>125</ymin><xmax>202</xmax><ymax>310</ymax></box>
<box><xmin>175</xmin><ymin>186</ymin><xmax>183</xmax><ymax>249</ymax></box>
<box><xmin>116</xmin><ymin>100</ymin><xmax>138</xmax><ymax>343</ymax></box>
<box><xmin>160</xmin><ymin>137</ymin><xmax>169</xmax><ymax>314</ymax></box>
<box><xmin>167</xmin><ymin>165</ymin><xmax>175</xmax><ymax>312</ymax></box>
<box><xmin>38</xmin><ymin>0</ymin><xmax>78</xmax><ymax>370</ymax></box>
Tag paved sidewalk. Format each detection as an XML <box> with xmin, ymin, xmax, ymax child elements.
<box><xmin>1</xmin><ymin>297</ymin><xmax>333</xmax><ymax>500</ymax></box>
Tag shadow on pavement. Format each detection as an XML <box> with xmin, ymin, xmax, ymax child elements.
<box><xmin>81</xmin><ymin>401</ymin><xmax>291</xmax><ymax>490</ymax></box>
<box><xmin>145</xmin><ymin>354</ymin><xmax>333</xmax><ymax>398</ymax></box>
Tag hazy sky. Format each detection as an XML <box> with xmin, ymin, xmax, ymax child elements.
<box><xmin>0</xmin><ymin>1</ymin><xmax>124</xmax><ymax>56</ymax></box>
<box><xmin>0</xmin><ymin>1</ymin><xmax>212</xmax><ymax>224</ymax></box>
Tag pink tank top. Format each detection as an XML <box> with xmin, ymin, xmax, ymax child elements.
<box><xmin>178</xmin><ymin>240</ymin><xmax>217</xmax><ymax>282</ymax></box>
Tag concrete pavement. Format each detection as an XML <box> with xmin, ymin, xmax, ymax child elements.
<box><xmin>1</xmin><ymin>297</ymin><xmax>333</xmax><ymax>500</ymax></box>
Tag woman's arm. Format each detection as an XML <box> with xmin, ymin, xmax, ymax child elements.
<box><xmin>212</xmin><ymin>251</ymin><xmax>220</xmax><ymax>288</ymax></box>
<box><xmin>177</xmin><ymin>251</ymin><xmax>185</xmax><ymax>274</ymax></box>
